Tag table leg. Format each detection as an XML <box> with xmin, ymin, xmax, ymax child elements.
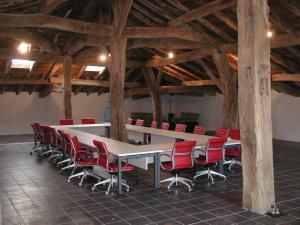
<box><xmin>105</xmin><ymin>127</ymin><xmax>110</xmax><ymax>138</ymax></box>
<box><xmin>117</xmin><ymin>156</ymin><xmax>122</xmax><ymax>195</ymax></box>
<box><xmin>143</xmin><ymin>133</ymin><xmax>148</xmax><ymax>144</ymax></box>
<box><xmin>154</xmin><ymin>152</ymin><xmax>160</xmax><ymax>189</ymax></box>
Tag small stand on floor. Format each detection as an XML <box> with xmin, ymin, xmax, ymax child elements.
<box><xmin>266</xmin><ymin>205</ymin><xmax>286</xmax><ymax>218</ymax></box>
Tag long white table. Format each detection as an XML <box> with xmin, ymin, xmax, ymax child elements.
<box><xmin>53</xmin><ymin>123</ymin><xmax>240</xmax><ymax>194</ymax></box>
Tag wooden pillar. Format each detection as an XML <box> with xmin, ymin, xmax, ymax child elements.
<box><xmin>63</xmin><ymin>55</ymin><xmax>72</xmax><ymax>119</ymax></box>
<box><xmin>212</xmin><ymin>51</ymin><xmax>238</xmax><ymax>128</ymax></box>
<box><xmin>237</xmin><ymin>0</ymin><xmax>275</xmax><ymax>214</ymax></box>
<box><xmin>142</xmin><ymin>67</ymin><xmax>162</xmax><ymax>123</ymax></box>
<box><xmin>109</xmin><ymin>0</ymin><xmax>133</xmax><ymax>141</ymax></box>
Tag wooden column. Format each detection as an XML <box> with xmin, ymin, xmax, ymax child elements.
<box><xmin>63</xmin><ymin>55</ymin><xmax>72</xmax><ymax>119</ymax></box>
<box><xmin>109</xmin><ymin>0</ymin><xmax>133</xmax><ymax>141</ymax></box>
<box><xmin>142</xmin><ymin>67</ymin><xmax>162</xmax><ymax>123</ymax></box>
<box><xmin>237</xmin><ymin>0</ymin><xmax>275</xmax><ymax>214</ymax></box>
<box><xmin>212</xmin><ymin>51</ymin><xmax>238</xmax><ymax>128</ymax></box>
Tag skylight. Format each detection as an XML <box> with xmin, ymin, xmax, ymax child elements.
<box><xmin>11</xmin><ymin>59</ymin><xmax>35</xmax><ymax>70</ymax></box>
<box><xmin>85</xmin><ymin>66</ymin><xmax>106</xmax><ymax>73</ymax></box>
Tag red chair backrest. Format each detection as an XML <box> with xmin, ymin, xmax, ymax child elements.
<box><xmin>215</xmin><ymin>128</ymin><xmax>228</xmax><ymax>138</ymax></box>
<box><xmin>39</xmin><ymin>125</ymin><xmax>53</xmax><ymax>145</ymax></box>
<box><xmin>126</xmin><ymin>118</ymin><xmax>133</xmax><ymax>125</ymax></box>
<box><xmin>60</xmin><ymin>131</ymin><xmax>72</xmax><ymax>156</ymax></box>
<box><xmin>70</xmin><ymin>135</ymin><xmax>82</xmax><ymax>160</ymax></box>
<box><xmin>175</xmin><ymin>123</ymin><xmax>186</xmax><ymax>133</ymax></box>
<box><xmin>49</xmin><ymin>127</ymin><xmax>59</xmax><ymax>146</ymax></box>
<box><xmin>81</xmin><ymin>118</ymin><xmax>96</xmax><ymax>124</ymax></box>
<box><xmin>31</xmin><ymin>122</ymin><xmax>41</xmax><ymax>140</ymax></box>
<box><xmin>151</xmin><ymin>121</ymin><xmax>157</xmax><ymax>128</ymax></box>
<box><xmin>228</xmin><ymin>129</ymin><xmax>240</xmax><ymax>140</ymax></box>
<box><xmin>93</xmin><ymin>140</ymin><xmax>110</xmax><ymax>170</ymax></box>
<box><xmin>135</xmin><ymin>119</ymin><xmax>144</xmax><ymax>126</ymax></box>
<box><xmin>57</xmin><ymin>130</ymin><xmax>65</xmax><ymax>150</ymax></box>
<box><xmin>171</xmin><ymin>141</ymin><xmax>196</xmax><ymax>170</ymax></box>
<box><xmin>59</xmin><ymin>119</ymin><xmax>74</xmax><ymax>125</ymax></box>
<box><xmin>193</xmin><ymin>125</ymin><xmax>205</xmax><ymax>135</ymax></box>
<box><xmin>161</xmin><ymin>122</ymin><xmax>170</xmax><ymax>130</ymax></box>
<box><xmin>205</xmin><ymin>137</ymin><xmax>227</xmax><ymax>163</ymax></box>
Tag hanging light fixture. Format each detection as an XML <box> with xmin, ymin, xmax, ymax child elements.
<box><xmin>17</xmin><ymin>42</ymin><xmax>31</xmax><ymax>54</ymax></box>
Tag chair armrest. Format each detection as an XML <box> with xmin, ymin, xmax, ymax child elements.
<box><xmin>76</xmin><ymin>151</ymin><xmax>94</xmax><ymax>161</ymax></box>
<box><xmin>193</xmin><ymin>148</ymin><xmax>206</xmax><ymax>158</ymax></box>
<box><xmin>160</xmin><ymin>153</ymin><xmax>171</xmax><ymax>158</ymax></box>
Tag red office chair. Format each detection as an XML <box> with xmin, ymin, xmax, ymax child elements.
<box><xmin>47</xmin><ymin>127</ymin><xmax>64</xmax><ymax>163</ymax></box>
<box><xmin>193</xmin><ymin>125</ymin><xmax>205</xmax><ymax>135</ymax></box>
<box><xmin>39</xmin><ymin>125</ymin><xmax>53</xmax><ymax>157</ymax></box>
<box><xmin>30</xmin><ymin>122</ymin><xmax>42</xmax><ymax>154</ymax></box>
<box><xmin>67</xmin><ymin>136</ymin><xmax>99</xmax><ymax>186</ymax></box>
<box><xmin>151</xmin><ymin>121</ymin><xmax>157</xmax><ymax>128</ymax></box>
<box><xmin>81</xmin><ymin>118</ymin><xmax>96</xmax><ymax>124</ymax></box>
<box><xmin>92</xmin><ymin>140</ymin><xmax>134</xmax><ymax>195</ymax></box>
<box><xmin>59</xmin><ymin>119</ymin><xmax>74</xmax><ymax>125</ymax></box>
<box><xmin>175</xmin><ymin>123</ymin><xmax>187</xmax><ymax>133</ymax></box>
<box><xmin>160</xmin><ymin>141</ymin><xmax>196</xmax><ymax>192</ymax></box>
<box><xmin>215</xmin><ymin>128</ymin><xmax>228</xmax><ymax>137</ymax></box>
<box><xmin>161</xmin><ymin>122</ymin><xmax>170</xmax><ymax>130</ymax></box>
<box><xmin>193</xmin><ymin>137</ymin><xmax>227</xmax><ymax>184</ymax></box>
<box><xmin>223</xmin><ymin>129</ymin><xmax>242</xmax><ymax>171</ymax></box>
<box><xmin>58</xmin><ymin>132</ymin><xmax>76</xmax><ymax>172</ymax></box>
<box><xmin>126</xmin><ymin>118</ymin><xmax>133</xmax><ymax>125</ymax></box>
<box><xmin>135</xmin><ymin>119</ymin><xmax>144</xmax><ymax>126</ymax></box>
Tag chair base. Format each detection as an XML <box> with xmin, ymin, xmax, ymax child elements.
<box><xmin>67</xmin><ymin>169</ymin><xmax>100</xmax><ymax>186</ymax></box>
<box><xmin>160</xmin><ymin>174</ymin><xmax>193</xmax><ymax>192</ymax></box>
<box><xmin>91</xmin><ymin>175</ymin><xmax>129</xmax><ymax>195</ymax></box>
<box><xmin>223</xmin><ymin>159</ymin><xmax>242</xmax><ymax>171</ymax></box>
<box><xmin>194</xmin><ymin>168</ymin><xmax>226</xmax><ymax>184</ymax></box>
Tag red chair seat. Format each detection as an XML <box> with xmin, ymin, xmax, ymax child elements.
<box><xmin>108</xmin><ymin>163</ymin><xmax>134</xmax><ymax>172</ymax></box>
<box><xmin>78</xmin><ymin>158</ymin><xmax>98</xmax><ymax>166</ymax></box>
<box><xmin>226</xmin><ymin>149</ymin><xmax>240</xmax><ymax>157</ymax></box>
<box><xmin>161</xmin><ymin>161</ymin><xmax>173</xmax><ymax>171</ymax></box>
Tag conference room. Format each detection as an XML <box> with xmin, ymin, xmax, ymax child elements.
<box><xmin>1</xmin><ymin>0</ymin><xmax>300</xmax><ymax>225</ymax></box>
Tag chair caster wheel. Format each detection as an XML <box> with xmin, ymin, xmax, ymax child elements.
<box><xmin>126</xmin><ymin>188</ymin><xmax>129</xmax><ymax>193</ymax></box>
<box><xmin>67</xmin><ymin>179</ymin><xmax>71</xmax><ymax>183</ymax></box>
<box><xmin>224</xmin><ymin>178</ymin><xmax>228</xmax><ymax>181</ymax></box>
<box><xmin>30</xmin><ymin>152</ymin><xmax>32</xmax><ymax>155</ymax></box>
<box><xmin>188</xmin><ymin>188</ymin><xmax>192</xmax><ymax>192</ymax></box>
<box><xmin>191</xmin><ymin>182</ymin><xmax>195</xmax><ymax>187</ymax></box>
<box><xmin>79</xmin><ymin>183</ymin><xmax>82</xmax><ymax>187</ymax></box>
<box><xmin>91</xmin><ymin>187</ymin><xmax>95</xmax><ymax>191</ymax></box>
<box><xmin>167</xmin><ymin>189</ymin><xmax>171</xmax><ymax>193</ymax></box>
<box><xmin>105</xmin><ymin>191</ymin><xmax>109</xmax><ymax>195</ymax></box>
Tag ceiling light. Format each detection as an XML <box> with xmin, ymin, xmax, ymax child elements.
<box><xmin>85</xmin><ymin>65</ymin><xmax>106</xmax><ymax>74</ymax></box>
<box><xmin>99</xmin><ymin>54</ymin><xmax>107</xmax><ymax>62</ymax></box>
<box><xmin>11</xmin><ymin>59</ymin><xmax>35</xmax><ymax>70</ymax></box>
<box><xmin>267</xmin><ymin>31</ymin><xmax>273</xmax><ymax>38</ymax></box>
<box><xmin>108</xmin><ymin>53</ymin><xmax>112</xmax><ymax>57</ymax></box>
<box><xmin>17</xmin><ymin>42</ymin><xmax>31</xmax><ymax>54</ymax></box>
<box><xmin>168</xmin><ymin>52</ymin><xmax>174</xmax><ymax>58</ymax></box>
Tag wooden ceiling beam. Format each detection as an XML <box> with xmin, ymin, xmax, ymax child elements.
<box><xmin>272</xmin><ymin>74</ymin><xmax>300</xmax><ymax>82</ymax></box>
<box><xmin>0</xmin><ymin>13</ymin><xmax>113</xmax><ymax>36</ymax></box>
<box><xmin>145</xmin><ymin>31</ymin><xmax>300</xmax><ymax>67</ymax></box>
<box><xmin>182</xmin><ymin>80</ymin><xmax>216</xmax><ymax>86</ymax></box>
<box><xmin>169</xmin><ymin>0</ymin><xmax>236</xmax><ymax>27</ymax></box>
<box><xmin>126</xmin><ymin>27</ymin><xmax>217</xmax><ymax>43</ymax></box>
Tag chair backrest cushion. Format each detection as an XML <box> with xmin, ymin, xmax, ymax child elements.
<box><xmin>206</xmin><ymin>137</ymin><xmax>227</xmax><ymax>163</ymax></box>
<box><xmin>193</xmin><ymin>125</ymin><xmax>205</xmax><ymax>135</ymax></box>
<box><xmin>151</xmin><ymin>121</ymin><xmax>157</xmax><ymax>128</ymax></box>
<box><xmin>39</xmin><ymin>125</ymin><xmax>52</xmax><ymax>145</ymax></box>
<box><xmin>172</xmin><ymin>141</ymin><xmax>196</xmax><ymax>169</ymax></box>
<box><xmin>126</xmin><ymin>118</ymin><xmax>133</xmax><ymax>125</ymax></box>
<box><xmin>161</xmin><ymin>122</ymin><xmax>170</xmax><ymax>130</ymax></box>
<box><xmin>228</xmin><ymin>129</ymin><xmax>240</xmax><ymax>140</ymax></box>
<box><xmin>59</xmin><ymin>119</ymin><xmax>74</xmax><ymax>125</ymax></box>
<box><xmin>135</xmin><ymin>119</ymin><xmax>144</xmax><ymax>126</ymax></box>
<box><xmin>81</xmin><ymin>118</ymin><xmax>96</xmax><ymax>124</ymax></box>
<box><xmin>175</xmin><ymin>123</ymin><xmax>187</xmax><ymax>132</ymax></box>
<box><xmin>93</xmin><ymin>140</ymin><xmax>109</xmax><ymax>170</ymax></box>
<box><xmin>215</xmin><ymin>128</ymin><xmax>228</xmax><ymax>138</ymax></box>
<box><xmin>60</xmin><ymin>131</ymin><xmax>72</xmax><ymax>156</ymax></box>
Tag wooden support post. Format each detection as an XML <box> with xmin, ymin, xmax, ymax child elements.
<box><xmin>63</xmin><ymin>55</ymin><xmax>73</xmax><ymax>119</ymax></box>
<box><xmin>212</xmin><ymin>50</ymin><xmax>238</xmax><ymax>128</ymax></box>
<box><xmin>142</xmin><ymin>67</ymin><xmax>162</xmax><ymax>123</ymax></box>
<box><xmin>109</xmin><ymin>0</ymin><xmax>133</xmax><ymax>142</ymax></box>
<box><xmin>237</xmin><ymin>0</ymin><xmax>275</xmax><ymax>214</ymax></box>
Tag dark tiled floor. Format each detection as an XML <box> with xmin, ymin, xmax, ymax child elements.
<box><xmin>0</xmin><ymin>139</ymin><xmax>300</xmax><ymax>225</ymax></box>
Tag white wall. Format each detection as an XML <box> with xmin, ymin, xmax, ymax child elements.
<box><xmin>0</xmin><ymin>90</ymin><xmax>299</xmax><ymax>142</ymax></box>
